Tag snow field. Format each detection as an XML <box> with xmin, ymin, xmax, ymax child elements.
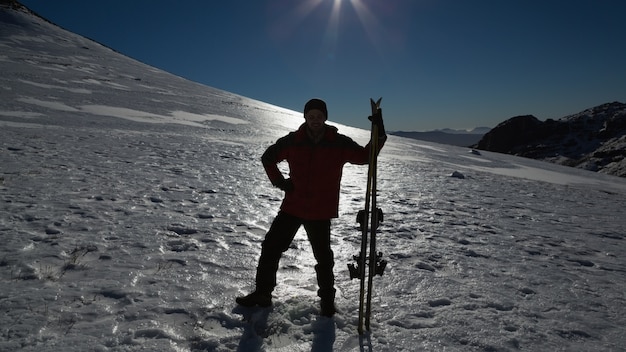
<box><xmin>2</xmin><ymin>5</ymin><xmax>626</xmax><ymax>351</ymax></box>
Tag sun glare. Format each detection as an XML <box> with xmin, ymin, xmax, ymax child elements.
<box><xmin>319</xmin><ymin>0</ymin><xmax>385</xmax><ymax>59</ymax></box>
<box><xmin>268</xmin><ymin>0</ymin><xmax>385</xmax><ymax>50</ymax></box>
<box><xmin>266</xmin><ymin>0</ymin><xmax>394</xmax><ymax>81</ymax></box>
<box><xmin>348</xmin><ymin>0</ymin><xmax>385</xmax><ymax>55</ymax></box>
<box><xmin>323</xmin><ymin>0</ymin><xmax>342</xmax><ymax>58</ymax></box>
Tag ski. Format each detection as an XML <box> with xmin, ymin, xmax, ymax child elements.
<box><xmin>347</xmin><ymin>97</ymin><xmax>387</xmax><ymax>334</ymax></box>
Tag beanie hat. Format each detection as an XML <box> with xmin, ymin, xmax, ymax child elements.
<box><xmin>304</xmin><ymin>98</ymin><xmax>328</xmax><ymax>118</ymax></box>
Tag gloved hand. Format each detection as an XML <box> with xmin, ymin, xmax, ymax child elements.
<box><xmin>368</xmin><ymin>108</ymin><xmax>386</xmax><ymax>138</ymax></box>
<box><xmin>275</xmin><ymin>178</ymin><xmax>294</xmax><ymax>193</ymax></box>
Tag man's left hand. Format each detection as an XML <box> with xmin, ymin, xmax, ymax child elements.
<box><xmin>369</xmin><ymin>109</ymin><xmax>386</xmax><ymax>137</ymax></box>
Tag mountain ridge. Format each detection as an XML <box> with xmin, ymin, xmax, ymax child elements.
<box><xmin>474</xmin><ymin>102</ymin><xmax>626</xmax><ymax>177</ymax></box>
<box><xmin>390</xmin><ymin>130</ymin><xmax>486</xmax><ymax>147</ymax></box>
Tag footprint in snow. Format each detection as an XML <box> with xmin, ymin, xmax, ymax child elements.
<box><xmin>428</xmin><ymin>298</ymin><xmax>452</xmax><ymax>307</ymax></box>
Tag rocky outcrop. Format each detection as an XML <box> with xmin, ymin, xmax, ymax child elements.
<box><xmin>474</xmin><ymin>102</ymin><xmax>626</xmax><ymax>177</ymax></box>
<box><xmin>0</xmin><ymin>0</ymin><xmax>26</xmax><ymax>11</ymax></box>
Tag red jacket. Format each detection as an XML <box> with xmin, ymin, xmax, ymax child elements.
<box><xmin>262</xmin><ymin>123</ymin><xmax>385</xmax><ymax>220</ymax></box>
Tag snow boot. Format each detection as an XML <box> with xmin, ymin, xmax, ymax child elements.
<box><xmin>236</xmin><ymin>291</ymin><xmax>272</xmax><ymax>308</ymax></box>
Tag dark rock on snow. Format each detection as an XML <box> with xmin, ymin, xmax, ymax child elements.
<box><xmin>474</xmin><ymin>102</ymin><xmax>626</xmax><ymax>178</ymax></box>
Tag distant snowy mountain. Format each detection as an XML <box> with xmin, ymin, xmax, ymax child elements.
<box><xmin>440</xmin><ymin>127</ymin><xmax>491</xmax><ymax>135</ymax></box>
<box><xmin>390</xmin><ymin>129</ymin><xmax>488</xmax><ymax>147</ymax></box>
<box><xmin>2</xmin><ymin>2</ymin><xmax>626</xmax><ymax>352</ymax></box>
<box><xmin>474</xmin><ymin>102</ymin><xmax>626</xmax><ymax>177</ymax></box>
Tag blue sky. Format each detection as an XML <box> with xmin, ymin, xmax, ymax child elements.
<box><xmin>19</xmin><ymin>0</ymin><xmax>626</xmax><ymax>131</ymax></box>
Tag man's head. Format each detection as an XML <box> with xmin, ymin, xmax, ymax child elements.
<box><xmin>304</xmin><ymin>98</ymin><xmax>327</xmax><ymax>134</ymax></box>
<box><xmin>304</xmin><ymin>98</ymin><xmax>328</xmax><ymax>119</ymax></box>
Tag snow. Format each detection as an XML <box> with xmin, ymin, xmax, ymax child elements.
<box><xmin>2</xmin><ymin>5</ymin><xmax>626</xmax><ymax>351</ymax></box>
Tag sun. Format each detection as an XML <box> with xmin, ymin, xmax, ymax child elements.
<box><xmin>320</xmin><ymin>0</ymin><xmax>385</xmax><ymax>58</ymax></box>
<box><xmin>265</xmin><ymin>0</ymin><xmax>392</xmax><ymax>76</ymax></box>
<box><xmin>266</xmin><ymin>0</ymin><xmax>383</xmax><ymax>48</ymax></box>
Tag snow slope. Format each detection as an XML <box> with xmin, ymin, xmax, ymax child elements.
<box><xmin>1</xmin><ymin>4</ymin><xmax>626</xmax><ymax>352</ymax></box>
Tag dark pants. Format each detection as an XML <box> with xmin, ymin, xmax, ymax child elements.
<box><xmin>255</xmin><ymin>211</ymin><xmax>336</xmax><ymax>302</ymax></box>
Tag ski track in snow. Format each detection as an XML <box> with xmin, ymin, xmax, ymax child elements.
<box><xmin>1</xmin><ymin>5</ymin><xmax>626</xmax><ymax>351</ymax></box>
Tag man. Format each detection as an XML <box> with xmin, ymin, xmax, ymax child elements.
<box><xmin>236</xmin><ymin>98</ymin><xmax>386</xmax><ymax>317</ymax></box>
